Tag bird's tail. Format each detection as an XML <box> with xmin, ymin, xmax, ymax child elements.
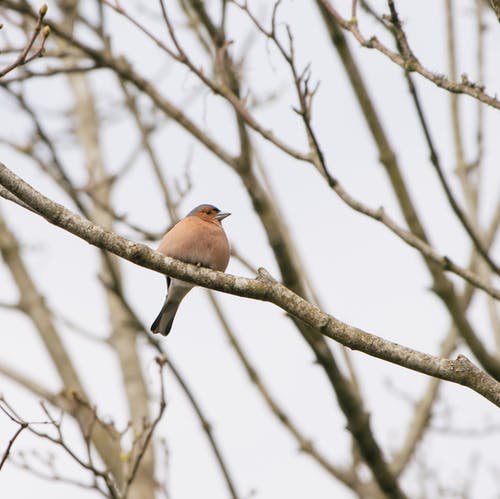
<box><xmin>150</xmin><ymin>300</ymin><xmax>180</xmax><ymax>336</ymax></box>
<box><xmin>151</xmin><ymin>283</ymin><xmax>192</xmax><ymax>336</ymax></box>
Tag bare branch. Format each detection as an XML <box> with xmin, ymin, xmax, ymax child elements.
<box><xmin>96</xmin><ymin>256</ymin><xmax>241</xmax><ymax>499</ymax></box>
<box><xmin>1</xmin><ymin>162</ymin><xmax>500</xmax><ymax>408</ymax></box>
<box><xmin>1</xmin><ymin>1</ymin><xmax>499</xmax><ymax>495</ymax></box>
<box><xmin>7</xmin><ymin>456</ymin><xmax>109</xmax><ymax>497</ymax></box>
<box><xmin>0</xmin><ymin>397</ymin><xmax>119</xmax><ymax>498</ymax></box>
<box><xmin>0</xmin><ymin>210</ymin><xmax>125</xmax><ymax>489</ymax></box>
<box><xmin>207</xmin><ymin>290</ymin><xmax>358</xmax><ymax>489</ymax></box>
<box><xmin>0</xmin><ymin>4</ymin><xmax>50</xmax><ymax>78</ymax></box>
<box><xmin>1</xmin><ymin>63</ymin><xmax>97</xmax><ymax>84</ymax></box>
<box><xmin>235</xmin><ymin>0</ymin><xmax>500</xmax><ymax>302</ymax></box>
<box><xmin>0</xmin><ymin>185</ymin><xmax>39</xmax><ymax>214</ymax></box>
<box><xmin>317</xmin><ymin>0</ymin><xmax>500</xmax><ymax>109</ymax></box>
<box><xmin>0</xmin><ymin>422</ymin><xmax>27</xmax><ymax>470</ymax></box>
<box><xmin>122</xmin><ymin>356</ymin><xmax>167</xmax><ymax>497</ymax></box>
<box><xmin>313</xmin><ymin>0</ymin><xmax>500</xmax><ymax>381</ymax></box>
<box><xmin>387</xmin><ymin>0</ymin><xmax>500</xmax><ymax>276</ymax></box>
<box><xmin>487</xmin><ymin>0</ymin><xmax>500</xmax><ymax>21</ymax></box>
<box><xmin>103</xmin><ymin>0</ymin><xmax>312</xmax><ymax>162</ymax></box>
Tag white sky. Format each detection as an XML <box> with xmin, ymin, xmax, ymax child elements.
<box><xmin>1</xmin><ymin>1</ymin><xmax>500</xmax><ymax>498</ymax></box>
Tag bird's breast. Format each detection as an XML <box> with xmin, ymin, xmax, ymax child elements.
<box><xmin>158</xmin><ymin>217</ymin><xmax>230</xmax><ymax>271</ymax></box>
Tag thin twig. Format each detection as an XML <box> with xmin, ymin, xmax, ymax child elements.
<box><xmin>122</xmin><ymin>356</ymin><xmax>167</xmax><ymax>497</ymax></box>
<box><xmin>317</xmin><ymin>0</ymin><xmax>500</xmax><ymax>110</ymax></box>
<box><xmin>1</xmin><ymin>64</ymin><xmax>97</xmax><ymax>84</ymax></box>
<box><xmin>0</xmin><ymin>4</ymin><xmax>50</xmax><ymax>78</ymax></box>
<box><xmin>233</xmin><ymin>1</ymin><xmax>500</xmax><ymax>301</ymax></box>
<box><xmin>103</xmin><ymin>0</ymin><xmax>311</xmax><ymax>162</ymax></box>
<box><xmin>8</xmin><ymin>457</ymin><xmax>109</xmax><ymax>497</ymax></box>
<box><xmin>0</xmin><ymin>422</ymin><xmax>28</xmax><ymax>470</ymax></box>
<box><xmin>0</xmin><ymin>397</ymin><xmax>120</xmax><ymax>498</ymax></box>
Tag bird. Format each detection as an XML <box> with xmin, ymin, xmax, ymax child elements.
<box><xmin>150</xmin><ymin>204</ymin><xmax>231</xmax><ymax>336</ymax></box>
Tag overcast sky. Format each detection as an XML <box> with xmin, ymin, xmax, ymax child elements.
<box><xmin>1</xmin><ymin>1</ymin><xmax>500</xmax><ymax>498</ymax></box>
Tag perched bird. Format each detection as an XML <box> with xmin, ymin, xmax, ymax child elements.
<box><xmin>151</xmin><ymin>204</ymin><xmax>231</xmax><ymax>336</ymax></box>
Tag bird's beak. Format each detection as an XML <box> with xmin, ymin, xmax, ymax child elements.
<box><xmin>215</xmin><ymin>212</ymin><xmax>231</xmax><ymax>221</ymax></box>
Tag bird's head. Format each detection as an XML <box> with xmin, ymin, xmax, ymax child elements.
<box><xmin>187</xmin><ymin>204</ymin><xmax>231</xmax><ymax>225</ymax></box>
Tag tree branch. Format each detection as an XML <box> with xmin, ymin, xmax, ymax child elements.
<box><xmin>317</xmin><ymin>0</ymin><xmax>500</xmax><ymax>109</ymax></box>
<box><xmin>207</xmin><ymin>290</ymin><xmax>358</xmax><ymax>490</ymax></box>
<box><xmin>0</xmin><ymin>4</ymin><xmax>50</xmax><ymax>78</ymax></box>
<box><xmin>0</xmin><ymin>421</ymin><xmax>27</xmax><ymax>470</ymax></box>
<box><xmin>387</xmin><ymin>0</ymin><xmax>499</xmax><ymax>276</ymax></box>
<box><xmin>1</xmin><ymin>161</ymin><xmax>500</xmax><ymax>408</ymax></box>
<box><xmin>315</xmin><ymin>0</ymin><xmax>500</xmax><ymax>381</ymax></box>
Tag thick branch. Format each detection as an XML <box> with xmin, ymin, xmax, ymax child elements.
<box><xmin>1</xmin><ymin>162</ymin><xmax>499</xmax><ymax>407</ymax></box>
<box><xmin>315</xmin><ymin>0</ymin><xmax>500</xmax><ymax>381</ymax></box>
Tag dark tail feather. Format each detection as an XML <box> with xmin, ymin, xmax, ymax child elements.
<box><xmin>151</xmin><ymin>280</ymin><xmax>193</xmax><ymax>336</ymax></box>
<box><xmin>150</xmin><ymin>300</ymin><xmax>180</xmax><ymax>336</ymax></box>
